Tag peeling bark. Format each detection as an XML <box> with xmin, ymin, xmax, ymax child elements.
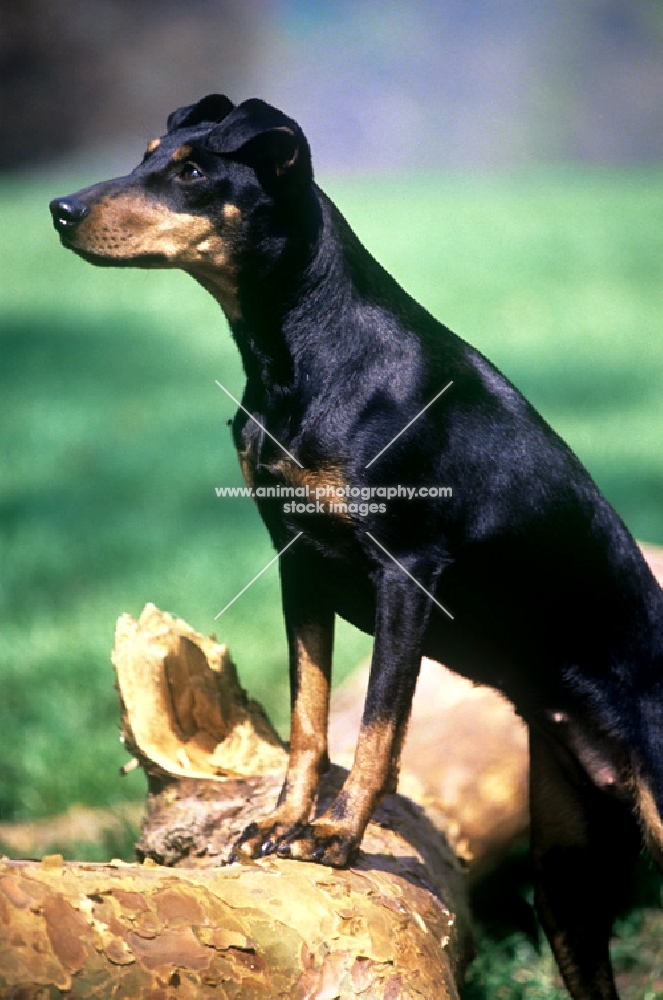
<box><xmin>0</xmin><ymin>849</ymin><xmax>467</xmax><ymax>999</ymax></box>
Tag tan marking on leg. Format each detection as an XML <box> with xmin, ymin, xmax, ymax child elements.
<box><xmin>325</xmin><ymin>715</ymin><xmax>400</xmax><ymax>838</ymax></box>
<box><xmin>291</xmin><ymin>626</ymin><xmax>331</xmax><ymax>752</ymax></box>
<box><xmin>276</xmin><ymin>715</ymin><xmax>400</xmax><ymax>864</ymax></box>
<box><xmin>282</xmin><ymin>623</ymin><xmax>333</xmax><ymax>818</ymax></box>
<box><xmin>348</xmin><ymin>716</ymin><xmax>399</xmax><ymax>797</ymax></box>
<box><xmin>631</xmin><ymin>772</ymin><xmax>663</xmax><ymax>864</ymax></box>
<box><xmin>232</xmin><ymin>618</ymin><xmax>333</xmax><ymax>858</ymax></box>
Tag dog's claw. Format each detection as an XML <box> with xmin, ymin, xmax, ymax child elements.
<box><xmin>231</xmin><ymin>814</ymin><xmax>358</xmax><ymax>867</ymax></box>
<box><xmin>241</xmin><ymin>822</ymin><xmax>259</xmax><ymax>841</ymax></box>
<box><xmin>231</xmin><ymin>816</ymin><xmax>301</xmax><ymax>861</ymax></box>
<box><xmin>270</xmin><ymin>822</ymin><xmax>358</xmax><ymax>867</ymax></box>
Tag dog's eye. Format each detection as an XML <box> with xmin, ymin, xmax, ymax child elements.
<box><xmin>179</xmin><ymin>161</ymin><xmax>204</xmax><ymax>182</ymax></box>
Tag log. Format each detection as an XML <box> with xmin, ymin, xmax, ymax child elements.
<box><xmin>0</xmin><ymin>604</ymin><xmax>473</xmax><ymax>998</ymax></box>
<box><xmin>0</xmin><ymin>850</ymin><xmax>467</xmax><ymax>998</ymax></box>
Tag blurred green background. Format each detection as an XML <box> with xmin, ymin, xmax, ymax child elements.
<box><xmin>1</xmin><ymin>3</ymin><xmax>663</xmax><ymax>996</ymax></box>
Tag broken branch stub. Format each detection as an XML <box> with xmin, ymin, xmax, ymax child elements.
<box><xmin>112</xmin><ymin>602</ymin><xmax>287</xmax><ymax>783</ymax></box>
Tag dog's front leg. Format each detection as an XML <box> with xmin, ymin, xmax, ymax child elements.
<box><xmin>273</xmin><ymin>563</ymin><xmax>434</xmax><ymax>866</ymax></box>
<box><xmin>232</xmin><ymin>556</ymin><xmax>334</xmax><ymax>859</ymax></box>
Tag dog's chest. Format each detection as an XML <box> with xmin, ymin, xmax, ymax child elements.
<box><xmin>238</xmin><ymin>439</ymin><xmax>344</xmax><ymax>499</ymax></box>
<box><xmin>236</xmin><ymin>429</ymin><xmax>350</xmax><ymax>527</ymax></box>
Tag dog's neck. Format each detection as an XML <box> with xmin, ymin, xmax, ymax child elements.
<box><xmin>207</xmin><ymin>189</ymin><xmax>346</xmax><ymax>393</ymax></box>
<box><xmin>191</xmin><ymin>269</ymin><xmax>243</xmax><ymax>325</ymax></box>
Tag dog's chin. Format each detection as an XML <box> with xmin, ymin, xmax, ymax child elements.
<box><xmin>65</xmin><ymin>244</ymin><xmax>170</xmax><ymax>269</ymax></box>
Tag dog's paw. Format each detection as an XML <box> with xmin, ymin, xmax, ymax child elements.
<box><xmin>230</xmin><ymin>815</ymin><xmax>360</xmax><ymax>868</ymax></box>
<box><xmin>273</xmin><ymin>819</ymin><xmax>359</xmax><ymax>868</ymax></box>
<box><xmin>229</xmin><ymin>818</ymin><xmax>302</xmax><ymax>862</ymax></box>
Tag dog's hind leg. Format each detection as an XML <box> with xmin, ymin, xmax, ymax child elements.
<box><xmin>630</xmin><ymin>691</ymin><xmax>663</xmax><ymax>869</ymax></box>
<box><xmin>529</xmin><ymin>728</ymin><xmax>641</xmax><ymax>1000</ymax></box>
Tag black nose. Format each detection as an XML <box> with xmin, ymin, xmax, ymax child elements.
<box><xmin>49</xmin><ymin>196</ymin><xmax>89</xmax><ymax>233</ymax></box>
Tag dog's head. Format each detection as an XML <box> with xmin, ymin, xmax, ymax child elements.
<box><xmin>49</xmin><ymin>96</ymin><xmax>316</xmax><ymax>320</ymax></box>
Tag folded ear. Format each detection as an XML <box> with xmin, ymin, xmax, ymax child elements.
<box><xmin>166</xmin><ymin>94</ymin><xmax>235</xmax><ymax>133</ymax></box>
<box><xmin>206</xmin><ymin>98</ymin><xmax>312</xmax><ymax>196</ymax></box>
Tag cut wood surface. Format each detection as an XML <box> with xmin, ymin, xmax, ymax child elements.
<box><xmin>1</xmin><ymin>543</ymin><xmax>661</xmax><ymax>997</ymax></box>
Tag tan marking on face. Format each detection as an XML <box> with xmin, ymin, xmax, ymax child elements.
<box><xmin>191</xmin><ymin>270</ymin><xmax>241</xmax><ymax>323</ymax></box>
<box><xmin>171</xmin><ymin>143</ymin><xmax>193</xmax><ymax>163</ymax></box>
<box><xmin>185</xmin><ymin>203</ymin><xmax>243</xmax><ymax>322</ymax></box>
<box><xmin>75</xmin><ymin>193</ymin><xmax>222</xmax><ymax>262</ymax></box>
<box><xmin>69</xmin><ymin>191</ymin><xmax>243</xmax><ymax>322</ymax></box>
<box><xmin>145</xmin><ymin>137</ymin><xmax>161</xmax><ymax>155</ymax></box>
<box><xmin>223</xmin><ymin>203</ymin><xmax>241</xmax><ymax>223</ymax></box>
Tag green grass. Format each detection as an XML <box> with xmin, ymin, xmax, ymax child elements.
<box><xmin>462</xmin><ymin>850</ymin><xmax>663</xmax><ymax>999</ymax></box>
<box><xmin>1</xmin><ymin>165</ymin><xmax>662</xmax><ymax>830</ymax></box>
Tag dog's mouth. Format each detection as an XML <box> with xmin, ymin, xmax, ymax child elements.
<box><xmin>64</xmin><ymin>242</ymin><xmax>171</xmax><ymax>269</ymax></box>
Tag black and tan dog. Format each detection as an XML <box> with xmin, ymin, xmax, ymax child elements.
<box><xmin>50</xmin><ymin>95</ymin><xmax>663</xmax><ymax>1000</ymax></box>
